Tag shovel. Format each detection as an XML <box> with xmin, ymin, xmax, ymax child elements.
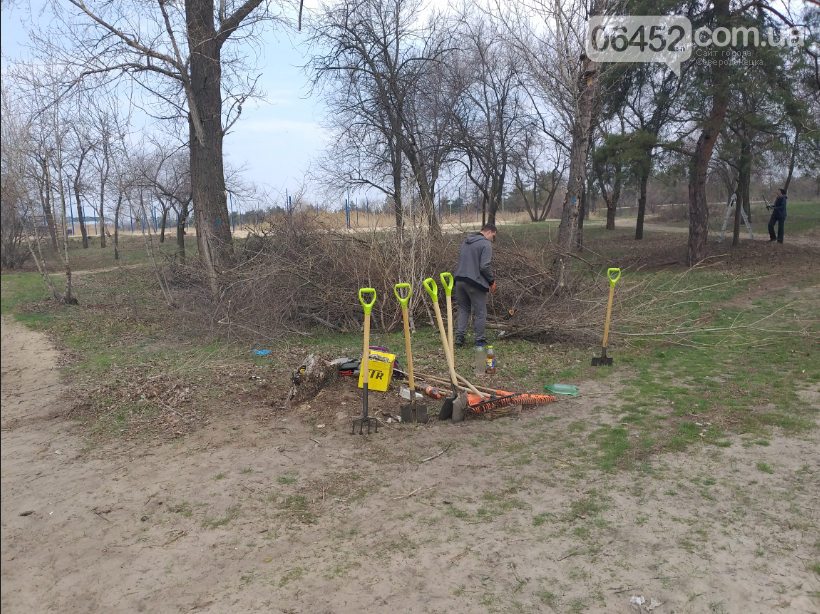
<box><xmin>592</xmin><ymin>268</ymin><xmax>621</xmax><ymax>367</ymax></box>
<box><xmin>440</xmin><ymin>272</ymin><xmax>455</xmax><ymax>357</ymax></box>
<box><xmin>423</xmin><ymin>278</ymin><xmax>468</xmax><ymax>423</ymax></box>
<box><xmin>352</xmin><ymin>288</ymin><xmax>378</xmax><ymax>434</ymax></box>
<box><xmin>394</xmin><ymin>283</ymin><xmax>428</xmax><ymax>424</ymax></box>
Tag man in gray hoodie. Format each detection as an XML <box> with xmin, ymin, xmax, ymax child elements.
<box><xmin>453</xmin><ymin>224</ymin><xmax>497</xmax><ymax>347</ymax></box>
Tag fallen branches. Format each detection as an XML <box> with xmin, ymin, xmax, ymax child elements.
<box><xmin>420</xmin><ymin>444</ymin><xmax>451</xmax><ymax>463</ymax></box>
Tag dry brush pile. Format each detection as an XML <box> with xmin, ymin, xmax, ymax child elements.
<box><xmin>167</xmin><ymin>214</ymin><xmax>633</xmax><ymax>344</ymax></box>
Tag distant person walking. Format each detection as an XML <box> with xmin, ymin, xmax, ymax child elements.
<box><xmin>454</xmin><ymin>223</ymin><xmax>497</xmax><ymax>348</ymax></box>
<box><xmin>768</xmin><ymin>188</ymin><xmax>788</xmax><ymax>243</ymax></box>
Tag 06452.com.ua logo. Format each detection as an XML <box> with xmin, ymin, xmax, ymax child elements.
<box><xmin>586</xmin><ymin>16</ymin><xmax>806</xmax><ymax>76</ymax></box>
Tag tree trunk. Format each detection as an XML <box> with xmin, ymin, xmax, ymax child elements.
<box><xmin>393</xmin><ymin>143</ymin><xmax>404</xmax><ymax>231</ymax></box>
<box><xmin>517</xmin><ymin>174</ymin><xmax>538</xmax><ymax>222</ymax></box>
<box><xmin>177</xmin><ymin>202</ymin><xmax>189</xmax><ymax>262</ymax></box>
<box><xmin>160</xmin><ymin>207</ymin><xmax>168</xmax><ymax>243</ymax></box>
<box><xmin>41</xmin><ymin>157</ymin><xmax>59</xmax><ymax>251</ymax></box>
<box><xmin>487</xmin><ymin>172</ymin><xmax>505</xmax><ymax>226</ymax></box>
<box><xmin>98</xmin><ymin>190</ymin><xmax>107</xmax><ymax>249</ymax></box>
<box><xmin>401</xmin><ymin>148</ymin><xmax>438</xmax><ymax>232</ymax></box>
<box><xmin>187</xmin><ymin>0</ymin><xmax>235</xmax><ymax>294</ymax></box>
<box><xmin>114</xmin><ymin>194</ymin><xmax>122</xmax><ymax>260</ymax></box>
<box><xmin>555</xmin><ymin>53</ymin><xmax>598</xmax><ymax>255</ymax></box>
<box><xmin>635</xmin><ymin>170</ymin><xmax>649</xmax><ymax>240</ymax></box>
<box><xmin>686</xmin><ymin>0</ymin><xmax>730</xmax><ymax>267</ymax></box>
<box><xmin>56</xmin><ymin>163</ymin><xmax>76</xmax><ymax>304</ymax></box>
<box><xmin>784</xmin><ymin>125</ymin><xmax>800</xmax><ymax>192</ymax></box>
<box><xmin>577</xmin><ymin>185</ymin><xmax>586</xmax><ymax>250</ymax></box>
<box><xmin>73</xmin><ymin>179</ymin><xmax>89</xmax><ymax>249</ymax></box>
<box><xmin>733</xmin><ymin>130</ymin><xmax>751</xmax><ymax>247</ymax></box>
<box><xmin>608</xmin><ymin>167</ymin><xmax>620</xmax><ymax>230</ymax></box>
<box><xmin>539</xmin><ymin>169</ymin><xmax>560</xmax><ymax>221</ymax></box>
<box><xmin>41</xmin><ymin>181</ymin><xmax>59</xmax><ymax>252</ymax></box>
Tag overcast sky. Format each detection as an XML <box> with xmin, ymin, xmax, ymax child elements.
<box><xmin>1</xmin><ymin>1</ymin><xmax>329</xmax><ymax>207</ymax></box>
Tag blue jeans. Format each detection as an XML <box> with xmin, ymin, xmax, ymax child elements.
<box><xmin>768</xmin><ymin>213</ymin><xmax>785</xmax><ymax>243</ymax></box>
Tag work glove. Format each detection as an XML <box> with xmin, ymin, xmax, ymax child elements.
<box><xmin>490</xmin><ymin>282</ymin><xmax>496</xmax><ymax>293</ymax></box>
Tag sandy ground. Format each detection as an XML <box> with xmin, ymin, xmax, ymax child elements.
<box><xmin>2</xmin><ymin>317</ymin><xmax>819</xmax><ymax>614</ymax></box>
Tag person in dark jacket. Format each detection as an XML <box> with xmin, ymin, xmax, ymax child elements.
<box><xmin>453</xmin><ymin>223</ymin><xmax>497</xmax><ymax>347</ymax></box>
<box><xmin>768</xmin><ymin>188</ymin><xmax>788</xmax><ymax>243</ymax></box>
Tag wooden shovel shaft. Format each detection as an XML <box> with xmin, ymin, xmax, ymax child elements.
<box><xmin>432</xmin><ymin>301</ymin><xmax>460</xmax><ymax>393</ymax></box>
<box><xmin>602</xmin><ymin>284</ymin><xmax>615</xmax><ymax>348</ymax></box>
<box><xmin>362</xmin><ymin>311</ymin><xmax>371</xmax><ymax>386</ymax></box>
<box><xmin>414</xmin><ymin>371</ymin><xmax>495</xmax><ymax>396</ymax></box>
<box><xmin>401</xmin><ymin>306</ymin><xmax>415</xmax><ymax>392</ymax></box>
<box><xmin>445</xmin><ymin>294</ymin><xmax>454</xmax><ymax>360</ymax></box>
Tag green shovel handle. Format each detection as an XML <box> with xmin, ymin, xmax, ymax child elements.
<box><xmin>359</xmin><ymin>288</ymin><xmax>377</xmax><ymax>314</ymax></box>
<box><xmin>607</xmin><ymin>268</ymin><xmax>621</xmax><ymax>287</ymax></box>
<box><xmin>439</xmin><ymin>272</ymin><xmax>454</xmax><ymax>296</ymax></box>
<box><xmin>393</xmin><ymin>283</ymin><xmax>411</xmax><ymax>309</ymax></box>
<box><xmin>423</xmin><ymin>277</ymin><xmax>438</xmax><ymax>303</ymax></box>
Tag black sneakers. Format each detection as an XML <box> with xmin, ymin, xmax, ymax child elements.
<box><xmin>455</xmin><ymin>336</ymin><xmax>465</xmax><ymax>348</ymax></box>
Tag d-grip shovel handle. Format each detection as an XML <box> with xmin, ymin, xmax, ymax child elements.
<box><xmin>359</xmin><ymin>288</ymin><xmax>377</xmax><ymax>314</ymax></box>
<box><xmin>423</xmin><ymin>278</ymin><xmax>438</xmax><ymax>303</ymax></box>
<box><xmin>607</xmin><ymin>268</ymin><xmax>621</xmax><ymax>287</ymax></box>
<box><xmin>393</xmin><ymin>283</ymin><xmax>411</xmax><ymax>309</ymax></box>
<box><xmin>439</xmin><ymin>272</ymin><xmax>454</xmax><ymax>296</ymax></box>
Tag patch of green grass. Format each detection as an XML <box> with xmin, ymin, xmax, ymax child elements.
<box><xmin>807</xmin><ymin>562</ymin><xmax>820</xmax><ymax>576</ymax></box>
<box><xmin>241</xmin><ymin>467</ymin><xmax>253</xmax><ymax>474</ymax></box>
<box><xmin>589</xmin><ymin>426</ymin><xmax>630</xmax><ymax>470</ymax></box>
<box><xmin>279</xmin><ymin>567</ymin><xmax>305</xmax><ymax>588</ymax></box>
<box><xmin>538</xmin><ymin>590</ymin><xmax>557</xmax><ymax>607</ymax></box>
<box><xmin>756</xmin><ymin>462</ymin><xmax>773</xmax><ymax>474</ymax></box>
<box><xmin>566</xmin><ymin>491</ymin><xmax>603</xmax><ymax>520</ymax></box>
<box><xmin>709</xmin><ymin>601</ymin><xmax>728</xmax><ymax>614</ymax></box>
<box><xmin>201</xmin><ymin>505</ymin><xmax>239</xmax><ymax>529</ymax></box>
<box><xmin>446</xmin><ymin>504</ymin><xmax>470</xmax><ymax>520</ymax></box>
<box><xmin>573</xmin><ymin>526</ymin><xmax>590</xmax><ymax>538</ymax></box>
<box><xmin>214</xmin><ymin>473</ymin><xmax>226</xmax><ymax>480</ymax></box>
<box><xmin>1</xmin><ymin>272</ymin><xmax>56</xmax><ymax>315</ymax></box>
<box><xmin>169</xmin><ymin>501</ymin><xmax>193</xmax><ymax>517</ymax></box>
<box><xmin>282</xmin><ymin>495</ymin><xmax>308</xmax><ymax>509</ymax></box>
<box><xmin>277</xmin><ymin>476</ymin><xmax>297</xmax><ymax>484</ymax></box>
<box><xmin>533</xmin><ymin>512</ymin><xmax>555</xmax><ymax>526</ymax></box>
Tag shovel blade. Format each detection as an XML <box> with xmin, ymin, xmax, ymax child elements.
<box><xmin>401</xmin><ymin>402</ymin><xmax>429</xmax><ymax>424</ymax></box>
<box><xmin>451</xmin><ymin>394</ymin><xmax>467</xmax><ymax>424</ymax></box>
<box><xmin>439</xmin><ymin>397</ymin><xmax>454</xmax><ymax>421</ymax></box>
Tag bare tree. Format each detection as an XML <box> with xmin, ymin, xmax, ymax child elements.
<box><xmin>497</xmin><ymin>0</ymin><xmax>607</xmax><ymax>261</ymax></box>
<box><xmin>1</xmin><ymin>88</ymin><xmax>34</xmax><ymax>270</ymax></box>
<box><xmin>35</xmin><ymin>0</ymin><xmax>288</xmax><ymax>294</ymax></box>
<box><xmin>86</xmin><ymin>96</ymin><xmax>127</xmax><ymax>250</ymax></box>
<box><xmin>147</xmin><ymin>142</ymin><xmax>194</xmax><ymax>259</ymax></box>
<box><xmin>450</xmin><ymin>13</ymin><xmax>524</xmax><ymax>225</ymax></box>
<box><xmin>308</xmin><ymin>0</ymin><xmax>453</xmax><ymax>231</ymax></box>
<box><xmin>67</xmin><ymin>119</ymin><xmax>96</xmax><ymax>249</ymax></box>
<box><xmin>315</xmin><ymin>87</ymin><xmax>408</xmax><ymax>229</ymax></box>
<box><xmin>510</xmin><ymin>126</ymin><xmax>565</xmax><ymax>222</ymax></box>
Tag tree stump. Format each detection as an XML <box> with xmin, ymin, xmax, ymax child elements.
<box><xmin>286</xmin><ymin>354</ymin><xmax>337</xmax><ymax>407</ymax></box>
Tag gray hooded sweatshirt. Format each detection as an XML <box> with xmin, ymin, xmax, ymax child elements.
<box><xmin>454</xmin><ymin>233</ymin><xmax>494</xmax><ymax>292</ymax></box>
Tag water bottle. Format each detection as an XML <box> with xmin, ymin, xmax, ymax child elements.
<box><xmin>485</xmin><ymin>346</ymin><xmax>496</xmax><ymax>375</ymax></box>
<box><xmin>475</xmin><ymin>343</ymin><xmax>484</xmax><ymax>379</ymax></box>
